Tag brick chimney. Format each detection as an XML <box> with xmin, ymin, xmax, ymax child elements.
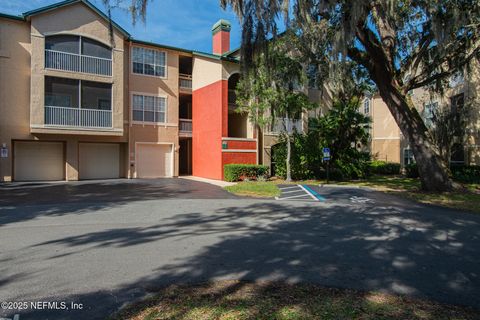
<box><xmin>212</xmin><ymin>19</ymin><xmax>231</xmax><ymax>55</ymax></box>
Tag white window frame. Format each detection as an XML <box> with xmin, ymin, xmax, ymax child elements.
<box><xmin>131</xmin><ymin>92</ymin><xmax>168</xmax><ymax>125</ymax></box>
<box><xmin>363</xmin><ymin>99</ymin><xmax>370</xmax><ymax>114</ymax></box>
<box><xmin>131</xmin><ymin>46</ymin><xmax>167</xmax><ymax>79</ymax></box>
<box><xmin>423</xmin><ymin>101</ymin><xmax>438</xmax><ymax>127</ymax></box>
<box><xmin>403</xmin><ymin>148</ymin><xmax>415</xmax><ymax>166</ymax></box>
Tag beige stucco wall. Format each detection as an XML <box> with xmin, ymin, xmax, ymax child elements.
<box><xmin>128</xmin><ymin>43</ymin><xmax>182</xmax><ymax>177</ymax></box>
<box><xmin>0</xmin><ymin>17</ymin><xmax>32</xmax><ymax>181</ymax></box>
<box><xmin>0</xmin><ymin>3</ymin><xmax>129</xmax><ymax>182</ymax></box>
<box><xmin>192</xmin><ymin>55</ymin><xmax>223</xmax><ymax>90</ymax></box>
<box><xmin>407</xmin><ymin>65</ymin><xmax>480</xmax><ymax>165</ymax></box>
<box><xmin>371</xmin><ymin>96</ymin><xmax>401</xmax><ymax>140</ymax></box>
<box><xmin>367</xmin><ymin>95</ymin><xmax>402</xmax><ymax>164</ymax></box>
<box><xmin>261</xmin><ymin>134</ymin><xmax>280</xmax><ymax>173</ymax></box>
<box><xmin>371</xmin><ymin>139</ymin><xmax>401</xmax><ymax>163</ymax></box>
<box><xmin>29</xmin><ymin>2</ymin><xmax>125</xmax><ymax>135</ymax></box>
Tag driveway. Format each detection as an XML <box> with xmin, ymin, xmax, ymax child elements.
<box><xmin>0</xmin><ymin>179</ymin><xmax>479</xmax><ymax>319</ymax></box>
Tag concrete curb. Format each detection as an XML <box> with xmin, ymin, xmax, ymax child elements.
<box><xmin>318</xmin><ymin>184</ymin><xmax>374</xmax><ymax>191</ymax></box>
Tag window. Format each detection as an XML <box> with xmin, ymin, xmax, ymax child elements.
<box><xmin>45</xmin><ymin>77</ymin><xmax>79</xmax><ymax>108</ymax></box>
<box><xmin>451</xmin><ymin>143</ymin><xmax>465</xmax><ymax>164</ymax></box>
<box><xmin>132</xmin><ymin>47</ymin><xmax>166</xmax><ymax>77</ymax></box>
<box><xmin>81</xmin><ymin>37</ymin><xmax>111</xmax><ymax>59</ymax></box>
<box><xmin>423</xmin><ymin>101</ymin><xmax>438</xmax><ymax>127</ymax></box>
<box><xmin>363</xmin><ymin>99</ymin><xmax>370</xmax><ymax>114</ymax></box>
<box><xmin>45</xmin><ymin>35</ymin><xmax>111</xmax><ymax>59</ymax></box>
<box><xmin>81</xmin><ymin>81</ymin><xmax>112</xmax><ymax>110</ymax></box>
<box><xmin>45</xmin><ymin>76</ymin><xmax>111</xmax><ymax>110</ymax></box>
<box><xmin>403</xmin><ymin>148</ymin><xmax>415</xmax><ymax>166</ymax></box>
<box><xmin>132</xmin><ymin>94</ymin><xmax>166</xmax><ymax>123</ymax></box>
<box><xmin>451</xmin><ymin>93</ymin><xmax>464</xmax><ymax>113</ymax></box>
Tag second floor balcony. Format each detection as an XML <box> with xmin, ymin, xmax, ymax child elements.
<box><xmin>179</xmin><ymin>118</ymin><xmax>192</xmax><ymax>136</ymax></box>
<box><xmin>179</xmin><ymin>74</ymin><xmax>192</xmax><ymax>92</ymax></box>
<box><xmin>267</xmin><ymin>118</ymin><xmax>303</xmax><ymax>134</ymax></box>
<box><xmin>45</xmin><ymin>35</ymin><xmax>112</xmax><ymax>76</ymax></box>
<box><xmin>44</xmin><ymin>76</ymin><xmax>113</xmax><ymax>129</ymax></box>
<box><xmin>45</xmin><ymin>106</ymin><xmax>112</xmax><ymax>128</ymax></box>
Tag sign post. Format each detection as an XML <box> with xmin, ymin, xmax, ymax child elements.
<box><xmin>322</xmin><ymin>147</ymin><xmax>330</xmax><ymax>184</ymax></box>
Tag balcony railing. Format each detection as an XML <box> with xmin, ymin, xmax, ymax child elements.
<box><xmin>45</xmin><ymin>106</ymin><xmax>112</xmax><ymax>128</ymax></box>
<box><xmin>179</xmin><ymin>74</ymin><xmax>192</xmax><ymax>90</ymax></box>
<box><xmin>268</xmin><ymin>118</ymin><xmax>303</xmax><ymax>133</ymax></box>
<box><xmin>45</xmin><ymin>49</ymin><xmax>112</xmax><ymax>76</ymax></box>
<box><xmin>179</xmin><ymin>118</ymin><xmax>192</xmax><ymax>133</ymax></box>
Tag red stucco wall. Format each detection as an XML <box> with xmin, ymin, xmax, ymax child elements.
<box><xmin>223</xmin><ymin>140</ymin><xmax>256</xmax><ymax>150</ymax></box>
<box><xmin>192</xmin><ymin>80</ymin><xmax>226</xmax><ymax>180</ymax></box>
<box><xmin>222</xmin><ymin>152</ymin><xmax>257</xmax><ymax>179</ymax></box>
<box><xmin>213</xmin><ymin>31</ymin><xmax>230</xmax><ymax>55</ymax></box>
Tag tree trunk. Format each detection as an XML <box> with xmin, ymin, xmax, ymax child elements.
<box><xmin>286</xmin><ymin>132</ymin><xmax>292</xmax><ymax>182</ymax></box>
<box><xmin>375</xmin><ymin>80</ymin><xmax>454</xmax><ymax>192</ymax></box>
<box><xmin>283</xmin><ymin>112</ymin><xmax>292</xmax><ymax>182</ymax></box>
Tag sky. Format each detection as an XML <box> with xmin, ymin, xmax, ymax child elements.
<box><xmin>1</xmin><ymin>0</ymin><xmax>242</xmax><ymax>53</ymax></box>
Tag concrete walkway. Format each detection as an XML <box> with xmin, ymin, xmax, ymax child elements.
<box><xmin>180</xmin><ymin>175</ymin><xmax>237</xmax><ymax>187</ymax></box>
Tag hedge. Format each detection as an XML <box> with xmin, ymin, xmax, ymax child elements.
<box><xmin>224</xmin><ymin>164</ymin><xmax>269</xmax><ymax>182</ymax></box>
<box><xmin>369</xmin><ymin>161</ymin><xmax>401</xmax><ymax>175</ymax></box>
<box><xmin>451</xmin><ymin>164</ymin><xmax>480</xmax><ymax>183</ymax></box>
<box><xmin>404</xmin><ymin>163</ymin><xmax>480</xmax><ymax>183</ymax></box>
<box><xmin>405</xmin><ymin>163</ymin><xmax>419</xmax><ymax>178</ymax></box>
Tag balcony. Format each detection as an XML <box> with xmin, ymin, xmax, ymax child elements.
<box><xmin>45</xmin><ymin>49</ymin><xmax>112</xmax><ymax>76</ymax></box>
<box><xmin>179</xmin><ymin>118</ymin><xmax>192</xmax><ymax>136</ymax></box>
<box><xmin>45</xmin><ymin>106</ymin><xmax>112</xmax><ymax>128</ymax></box>
<box><xmin>179</xmin><ymin>74</ymin><xmax>192</xmax><ymax>92</ymax></box>
<box><xmin>268</xmin><ymin>118</ymin><xmax>303</xmax><ymax>133</ymax></box>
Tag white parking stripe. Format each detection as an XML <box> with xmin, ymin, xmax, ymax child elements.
<box><xmin>298</xmin><ymin>184</ymin><xmax>319</xmax><ymax>201</ymax></box>
<box><xmin>281</xmin><ymin>189</ymin><xmax>305</xmax><ymax>194</ymax></box>
<box><xmin>275</xmin><ymin>193</ymin><xmax>312</xmax><ymax>200</ymax></box>
<box><xmin>278</xmin><ymin>186</ymin><xmax>300</xmax><ymax>190</ymax></box>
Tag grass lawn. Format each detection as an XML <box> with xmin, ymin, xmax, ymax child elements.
<box><xmin>224</xmin><ymin>181</ymin><xmax>281</xmax><ymax>198</ymax></box>
<box><xmin>111</xmin><ymin>281</ymin><xmax>478</xmax><ymax>320</ymax></box>
<box><xmin>224</xmin><ymin>176</ymin><xmax>480</xmax><ymax>214</ymax></box>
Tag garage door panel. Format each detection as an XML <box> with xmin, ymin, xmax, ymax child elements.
<box><xmin>136</xmin><ymin>144</ymin><xmax>172</xmax><ymax>178</ymax></box>
<box><xmin>14</xmin><ymin>142</ymin><xmax>64</xmax><ymax>181</ymax></box>
<box><xmin>79</xmin><ymin>143</ymin><xmax>120</xmax><ymax>180</ymax></box>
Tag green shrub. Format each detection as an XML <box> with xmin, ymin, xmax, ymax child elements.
<box><xmin>451</xmin><ymin>165</ymin><xmax>480</xmax><ymax>183</ymax></box>
<box><xmin>405</xmin><ymin>163</ymin><xmax>419</xmax><ymax>178</ymax></box>
<box><xmin>369</xmin><ymin>161</ymin><xmax>401</xmax><ymax>175</ymax></box>
<box><xmin>224</xmin><ymin>164</ymin><xmax>269</xmax><ymax>182</ymax></box>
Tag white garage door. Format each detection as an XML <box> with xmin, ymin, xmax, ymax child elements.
<box><xmin>79</xmin><ymin>143</ymin><xmax>120</xmax><ymax>180</ymax></box>
<box><xmin>136</xmin><ymin>144</ymin><xmax>173</xmax><ymax>178</ymax></box>
<box><xmin>14</xmin><ymin>141</ymin><xmax>64</xmax><ymax>181</ymax></box>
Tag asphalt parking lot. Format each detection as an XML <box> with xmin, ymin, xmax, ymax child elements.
<box><xmin>1</xmin><ymin>179</ymin><xmax>479</xmax><ymax>319</ymax></box>
<box><xmin>0</xmin><ymin>178</ymin><xmax>238</xmax><ymax>207</ymax></box>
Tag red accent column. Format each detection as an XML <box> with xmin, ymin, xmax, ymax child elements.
<box><xmin>192</xmin><ymin>80</ymin><xmax>225</xmax><ymax>180</ymax></box>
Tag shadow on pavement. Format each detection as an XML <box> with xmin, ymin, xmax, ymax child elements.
<box><xmin>4</xmin><ymin>200</ymin><xmax>480</xmax><ymax>319</ymax></box>
<box><xmin>0</xmin><ymin>178</ymin><xmax>237</xmax><ymax>226</ymax></box>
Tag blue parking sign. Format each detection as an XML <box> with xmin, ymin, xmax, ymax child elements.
<box><xmin>323</xmin><ymin>147</ymin><xmax>330</xmax><ymax>160</ymax></box>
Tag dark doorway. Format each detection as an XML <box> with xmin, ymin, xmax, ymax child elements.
<box><xmin>179</xmin><ymin>138</ymin><xmax>192</xmax><ymax>175</ymax></box>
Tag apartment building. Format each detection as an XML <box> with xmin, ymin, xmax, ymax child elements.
<box><xmin>0</xmin><ymin>0</ymin><xmax>263</xmax><ymax>182</ymax></box>
<box><xmin>364</xmin><ymin>70</ymin><xmax>480</xmax><ymax>167</ymax></box>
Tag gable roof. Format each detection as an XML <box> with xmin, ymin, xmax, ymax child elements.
<box><xmin>22</xmin><ymin>0</ymin><xmax>130</xmax><ymax>38</ymax></box>
<box><xmin>0</xmin><ymin>12</ymin><xmax>25</xmax><ymax>21</ymax></box>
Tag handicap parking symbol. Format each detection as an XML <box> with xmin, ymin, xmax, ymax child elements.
<box><xmin>349</xmin><ymin>196</ymin><xmax>375</xmax><ymax>204</ymax></box>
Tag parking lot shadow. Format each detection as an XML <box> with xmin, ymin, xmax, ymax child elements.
<box><xmin>0</xmin><ymin>178</ymin><xmax>237</xmax><ymax>226</ymax></box>
<box><xmin>6</xmin><ymin>200</ymin><xmax>480</xmax><ymax>319</ymax></box>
